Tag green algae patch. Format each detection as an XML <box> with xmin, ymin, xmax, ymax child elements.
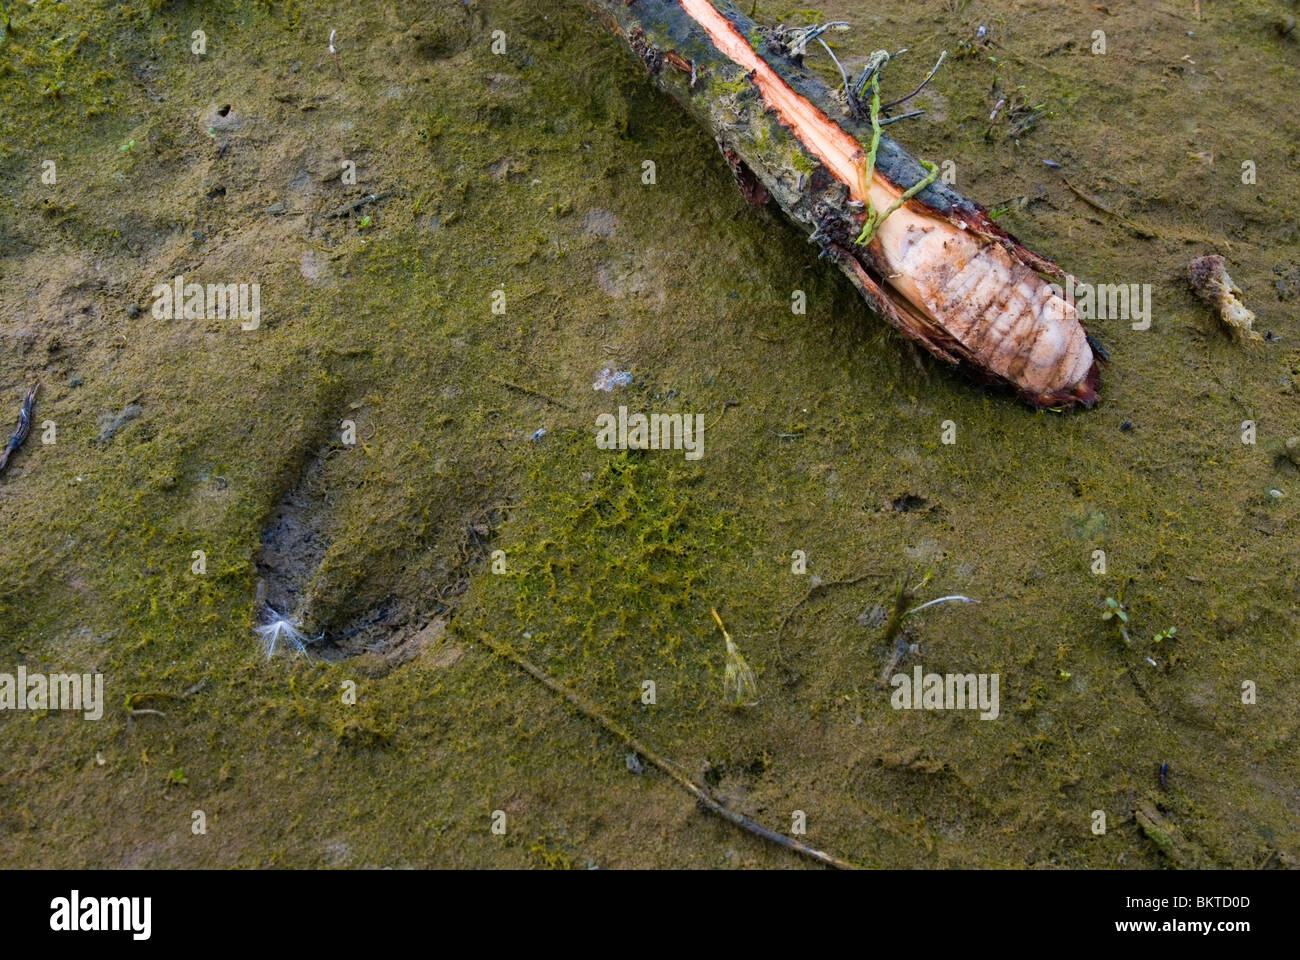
<box><xmin>462</xmin><ymin>445</ymin><xmax>742</xmax><ymax>706</ymax></box>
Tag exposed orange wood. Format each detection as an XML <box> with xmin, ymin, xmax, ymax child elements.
<box><xmin>679</xmin><ymin>0</ymin><xmax>886</xmax><ymax>204</ymax></box>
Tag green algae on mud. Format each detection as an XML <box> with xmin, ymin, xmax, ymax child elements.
<box><xmin>0</xmin><ymin>0</ymin><xmax>1297</xmax><ymax>868</ymax></box>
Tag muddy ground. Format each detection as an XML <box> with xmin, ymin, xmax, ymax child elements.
<box><xmin>0</xmin><ymin>0</ymin><xmax>1297</xmax><ymax>868</ymax></box>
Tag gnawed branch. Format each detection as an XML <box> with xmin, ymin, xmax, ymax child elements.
<box><xmin>581</xmin><ymin>0</ymin><xmax>1101</xmax><ymax>409</ymax></box>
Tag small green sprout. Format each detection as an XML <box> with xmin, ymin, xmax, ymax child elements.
<box><xmin>358</xmin><ymin>214</ymin><xmax>372</xmax><ymax>230</ymax></box>
<box><xmin>120</xmin><ymin>139</ymin><xmax>135</xmax><ymax>153</ymax></box>
<box><xmin>1101</xmin><ymin>583</ymin><xmax>1133</xmax><ymax>646</ymax></box>
<box><xmin>168</xmin><ymin>767</ymin><xmax>188</xmax><ymax>785</ymax></box>
<box><xmin>711</xmin><ymin>608</ymin><xmax>757</xmax><ymax>707</ymax></box>
<box><xmin>1152</xmin><ymin>626</ymin><xmax>1177</xmax><ymax>646</ymax></box>
<box><xmin>1057</xmin><ymin>669</ymin><xmax>1072</xmax><ymax>682</ymax></box>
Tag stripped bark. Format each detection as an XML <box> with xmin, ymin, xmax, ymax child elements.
<box><xmin>581</xmin><ymin>0</ymin><xmax>1101</xmax><ymax>408</ymax></box>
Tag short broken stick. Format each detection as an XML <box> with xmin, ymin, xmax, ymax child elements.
<box><xmin>0</xmin><ymin>383</ymin><xmax>38</xmax><ymax>478</ymax></box>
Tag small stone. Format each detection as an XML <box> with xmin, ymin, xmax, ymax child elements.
<box><xmin>592</xmin><ymin>368</ymin><xmax>632</xmax><ymax>392</ymax></box>
<box><xmin>625</xmin><ymin>751</ymin><xmax>645</xmax><ymax>775</ymax></box>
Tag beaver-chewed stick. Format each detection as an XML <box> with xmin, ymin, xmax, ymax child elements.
<box><xmin>581</xmin><ymin>0</ymin><xmax>1101</xmax><ymax>409</ymax></box>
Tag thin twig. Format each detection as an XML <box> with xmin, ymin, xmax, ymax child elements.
<box><xmin>882</xmin><ymin>50</ymin><xmax>946</xmax><ymax>110</ymax></box>
<box><xmin>1062</xmin><ymin>178</ymin><xmax>1227</xmax><ymax>248</ymax></box>
<box><xmin>488</xmin><ymin>375</ymin><xmax>575</xmax><ymax>412</ymax></box>
<box><xmin>815</xmin><ymin>37</ymin><xmax>854</xmax><ymax>108</ymax></box>
<box><xmin>852</xmin><ymin>47</ymin><xmax>907</xmax><ymax>100</ymax></box>
<box><xmin>987</xmin><ymin>39</ymin><xmax>1075</xmax><ymax>82</ymax></box>
<box><xmin>791</xmin><ymin>21</ymin><xmax>848</xmax><ymax>56</ymax></box>
<box><xmin>323</xmin><ymin>190</ymin><xmax>395</xmax><ymax>219</ymax></box>
<box><xmin>1061</xmin><ymin>178</ymin><xmax>1161</xmax><ymax>240</ymax></box>
<box><xmin>480</xmin><ymin>633</ymin><xmax>857</xmax><ymax>869</ymax></box>
<box><xmin>879</xmin><ymin>110</ymin><xmax>925</xmax><ymax>126</ymax></box>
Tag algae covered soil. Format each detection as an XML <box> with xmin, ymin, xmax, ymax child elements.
<box><xmin>0</xmin><ymin>0</ymin><xmax>1297</xmax><ymax>868</ymax></box>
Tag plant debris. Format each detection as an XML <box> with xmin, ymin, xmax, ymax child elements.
<box><xmin>1188</xmin><ymin>254</ymin><xmax>1261</xmax><ymax>343</ymax></box>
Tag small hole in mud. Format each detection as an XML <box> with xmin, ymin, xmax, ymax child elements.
<box><xmin>891</xmin><ymin>493</ymin><xmax>928</xmax><ymax>512</ymax></box>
